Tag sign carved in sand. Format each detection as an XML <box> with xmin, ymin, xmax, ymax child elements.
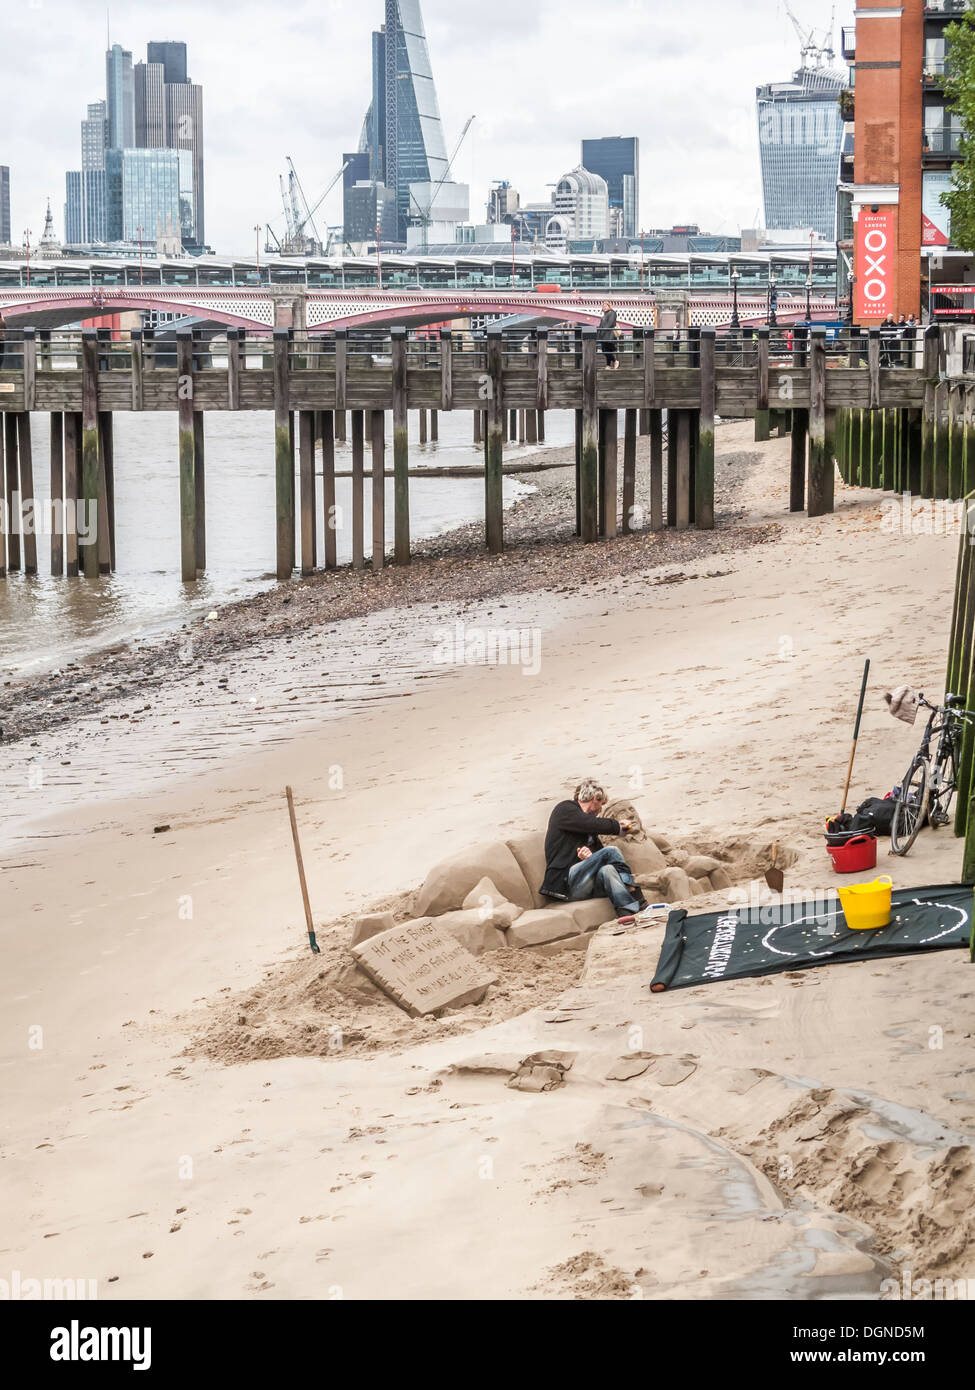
<box><xmin>351</xmin><ymin>919</ymin><xmax>497</xmax><ymax>1017</ymax></box>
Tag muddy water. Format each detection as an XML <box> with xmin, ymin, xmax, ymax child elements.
<box><xmin>0</xmin><ymin>410</ymin><xmax>571</xmax><ymax>677</ymax></box>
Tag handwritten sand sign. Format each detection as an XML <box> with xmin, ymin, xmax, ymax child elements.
<box><xmin>351</xmin><ymin>918</ymin><xmax>497</xmax><ymax>1017</ymax></box>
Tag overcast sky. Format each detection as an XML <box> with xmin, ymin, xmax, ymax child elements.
<box><xmin>5</xmin><ymin>0</ymin><xmax>848</xmax><ymax>253</ymax></box>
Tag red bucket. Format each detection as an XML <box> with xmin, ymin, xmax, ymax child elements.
<box><xmin>826</xmin><ymin>833</ymin><xmax>877</xmax><ymax>874</ymax></box>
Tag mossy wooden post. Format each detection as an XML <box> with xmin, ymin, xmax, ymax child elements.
<box><xmin>950</xmin><ymin>384</ymin><xmax>964</xmax><ymax>500</ymax></box>
<box><xmin>0</xmin><ymin>418</ymin><xmax>5</xmax><ymax>579</ymax></box>
<box><xmin>272</xmin><ymin>330</ymin><xmax>293</xmax><ymax>581</ymax></box>
<box><xmin>965</xmin><ymin>388</ymin><xmax>975</xmax><ymax>498</ymax></box>
<box><xmin>431</xmin><ymin>409</ymin><xmax>439</xmax><ymax>442</ymax></box>
<box><xmin>696</xmin><ymin>329</ymin><xmax>716</xmax><ymax>530</ymax></box>
<box><xmin>5</xmin><ymin>405</ymin><xmax>20</xmax><ymax>572</ymax></box>
<box><xmin>934</xmin><ymin>381</ymin><xmax>950</xmax><ymax>500</ymax></box>
<box><xmin>807</xmin><ymin>329</ymin><xmax>831</xmax><ymax>518</ymax></box>
<box><xmin>351</xmin><ymin>409</ymin><xmax>365</xmax><ymax>570</ymax></box>
<box><xmin>639</xmin><ymin>408</ymin><xmax>650</xmax><ymax>435</ymax></box>
<box><xmin>49</xmin><ymin>413</ymin><xmax>64</xmax><ymax>576</ymax></box>
<box><xmin>580</xmin><ymin>330</ymin><xmax>599</xmax><ymax>543</ymax></box>
<box><xmin>80</xmin><ymin>330</ymin><xmax>101</xmax><ymax>579</ymax></box>
<box><xmin>921</xmin><ymin>325</ymin><xmax>940</xmax><ymax>500</ymax></box>
<box><xmin>298</xmin><ymin>409</ymin><xmax>316</xmax><ymax>576</ymax></box>
<box><xmin>192</xmin><ymin>411</ymin><xmax>205</xmax><ymax>572</ymax></box>
<box><xmin>574</xmin><ymin>408</ymin><xmax>582</xmax><ymax>536</ymax></box>
<box><xmin>649</xmin><ymin>410</ymin><xmax>664</xmax><ymax>531</ymax></box>
<box><xmin>176</xmin><ymin>333</ymin><xmax>198</xmax><ymax>582</ymax></box>
<box><xmin>95</xmin><ymin>412</ymin><xmax>112</xmax><ymax>574</ymax></box>
<box><xmin>666</xmin><ymin>411</ymin><xmax>678</xmax><ymax>527</ymax></box>
<box><xmin>754</xmin><ymin>328</ymin><xmax>770</xmax><ymax>441</ymax></box>
<box><xmin>598</xmin><ymin>408</ymin><xmax>618</xmax><ymax>539</ymax></box>
<box><xmin>321</xmin><ymin>410</ymin><xmax>337</xmax><ymax>569</ymax></box>
<box><xmin>790</xmin><ymin>326</ymin><xmax>809</xmax><ymax>510</ymax></box>
<box><xmin>485</xmin><ymin>329</ymin><xmax>504</xmax><ymax>553</ymax></box>
<box><xmin>526</xmin><ymin>409</ymin><xmax>537</xmax><ymax>444</ymax></box>
<box><xmin>335</xmin><ymin>411</ymin><xmax>347</xmax><ymax>443</ymax></box>
<box><xmin>473</xmin><ymin>410</ymin><xmax>482</xmax><ymax>444</ymax></box>
<box><xmin>63</xmin><ymin>412</ymin><xmax>80</xmax><ymax>577</ymax></box>
<box><xmin>622</xmin><ymin>407</ymin><xmax>637</xmax><ymax>533</ymax></box>
<box><xmin>391</xmin><ymin>328</ymin><xmax>410</xmax><ymax>564</ymax></box>
<box><xmin>418</xmin><ymin>408</ymin><xmax>427</xmax><ymax>444</ymax></box>
<box><xmin>370</xmin><ymin>409</ymin><xmax>385</xmax><ymax>570</ymax></box>
<box><xmin>538</xmin><ymin>410</ymin><xmax>546</xmax><ymax>442</ymax></box>
<box><xmin>14</xmin><ymin>413</ymin><xmax>36</xmax><ymax>575</ymax></box>
<box><xmin>675</xmin><ymin>411</ymin><xmax>691</xmax><ymax>529</ymax></box>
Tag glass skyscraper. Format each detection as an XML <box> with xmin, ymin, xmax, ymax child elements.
<box><xmin>106</xmin><ymin>44</ymin><xmax>135</xmax><ymax>149</ymax></box>
<box><xmin>757</xmin><ymin>65</ymin><xmax>845</xmax><ymax>240</ymax></box>
<box><xmin>106</xmin><ymin>147</ymin><xmax>180</xmax><ymax>243</ymax></box>
<box><xmin>0</xmin><ymin>166</ymin><xmax>10</xmax><ymax>245</ymax></box>
<box><xmin>581</xmin><ymin>137</ymin><xmax>639</xmax><ymax>238</ymax></box>
<box><xmin>356</xmin><ymin>0</ymin><xmax>462</xmax><ymax>243</ymax></box>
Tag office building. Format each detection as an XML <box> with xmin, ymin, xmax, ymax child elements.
<box><xmin>581</xmin><ymin>137</ymin><xmax>639</xmax><ymax>238</ymax></box>
<box><xmin>757</xmin><ymin>59</ymin><xmax>846</xmax><ymax>241</ymax></box>
<box><xmin>353</xmin><ymin>1</ymin><xmax>468</xmax><ymax>244</ymax></box>
<box><xmin>164</xmin><ymin>77</ymin><xmax>204</xmax><ymax>245</ymax></box>
<box><xmin>553</xmin><ymin>166</ymin><xmax>610</xmax><ymax>243</ymax></box>
<box><xmin>65</xmin><ymin>168</ymin><xmax>108</xmax><ymax>244</ymax></box>
<box><xmin>106</xmin><ymin>43</ymin><xmax>135</xmax><ymax>149</ymax></box>
<box><xmin>147</xmin><ymin>40</ymin><xmax>188</xmax><ymax>86</ymax></box>
<box><xmin>135</xmin><ymin>61</ymin><xmax>166</xmax><ymax>147</ymax></box>
<box><xmin>106</xmin><ymin>147</ymin><xmax>181</xmax><ymax>243</ymax></box>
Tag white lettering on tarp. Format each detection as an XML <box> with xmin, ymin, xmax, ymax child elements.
<box><xmin>702</xmin><ymin>915</ymin><xmax>738</xmax><ymax>979</ymax></box>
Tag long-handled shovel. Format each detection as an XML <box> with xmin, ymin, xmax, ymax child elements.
<box><xmin>840</xmin><ymin>658</ymin><xmax>871</xmax><ymax>815</ymax></box>
<box><xmin>765</xmin><ymin>843</ymin><xmax>784</xmax><ymax>893</ymax></box>
<box><xmin>285</xmin><ymin>785</ymin><xmax>321</xmax><ymax>954</ymax></box>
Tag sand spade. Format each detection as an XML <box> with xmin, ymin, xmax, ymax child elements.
<box><xmin>765</xmin><ymin>843</ymin><xmax>784</xmax><ymax>893</ymax></box>
<box><xmin>285</xmin><ymin>785</ymin><xmax>321</xmax><ymax>954</ymax></box>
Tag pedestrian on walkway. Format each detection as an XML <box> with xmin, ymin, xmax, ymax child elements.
<box><xmin>598</xmin><ymin>301</ymin><xmax>619</xmax><ymax>370</ymax></box>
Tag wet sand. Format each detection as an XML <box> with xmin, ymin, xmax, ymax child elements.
<box><xmin>2</xmin><ymin>419</ymin><xmax>972</xmax><ymax>1299</ymax></box>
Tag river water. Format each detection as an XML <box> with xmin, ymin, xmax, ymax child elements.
<box><xmin>0</xmin><ymin>410</ymin><xmax>572</xmax><ymax>677</ymax></box>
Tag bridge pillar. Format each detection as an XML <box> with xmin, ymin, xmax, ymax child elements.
<box><xmin>351</xmin><ymin>410</ymin><xmax>365</xmax><ymax>570</ymax></box>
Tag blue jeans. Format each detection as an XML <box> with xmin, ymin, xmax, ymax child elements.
<box><xmin>566</xmin><ymin>846</ymin><xmax>641</xmax><ymax>916</ymax></box>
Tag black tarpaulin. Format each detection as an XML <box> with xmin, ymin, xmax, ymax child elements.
<box><xmin>649</xmin><ymin>884</ymin><xmax>973</xmax><ymax>992</ymax></box>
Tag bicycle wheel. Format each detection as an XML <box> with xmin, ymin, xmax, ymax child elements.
<box><xmin>929</xmin><ymin>743</ymin><xmax>958</xmax><ymax>828</ymax></box>
<box><xmin>891</xmin><ymin>757</ymin><xmax>928</xmax><ymax>856</ymax></box>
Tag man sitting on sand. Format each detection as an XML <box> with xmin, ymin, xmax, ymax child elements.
<box><xmin>540</xmin><ymin>779</ymin><xmax>650</xmax><ymax>923</ymax></box>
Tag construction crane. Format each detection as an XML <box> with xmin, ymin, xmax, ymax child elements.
<box><xmin>783</xmin><ymin>1</ymin><xmax>835</xmax><ymax>69</ymax></box>
<box><xmin>266</xmin><ymin>157</ymin><xmax>352</xmax><ymax>257</ymax></box>
<box><xmin>408</xmin><ymin>115</ymin><xmax>475</xmax><ymax>253</ymax></box>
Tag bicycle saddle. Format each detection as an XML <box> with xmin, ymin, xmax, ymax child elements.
<box><xmin>946</xmin><ymin>693</ymin><xmax>964</xmax><ymax>708</ymax></box>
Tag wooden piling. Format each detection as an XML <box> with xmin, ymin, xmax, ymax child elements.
<box><xmin>807</xmin><ymin>329</ymin><xmax>832</xmax><ymax>518</ymax></box>
<box><xmin>4</xmin><ymin>413</ymin><xmax>19</xmax><ymax>571</ymax></box>
<box><xmin>298</xmin><ymin>409</ymin><xmax>316</xmax><ymax>576</ymax></box>
<box><xmin>696</xmin><ymin>330</ymin><xmax>716</xmax><ymax>530</ymax></box>
<box><xmin>580</xmin><ymin>332</ymin><xmax>599</xmax><ymax>543</ymax></box>
<box><xmin>935</xmin><ymin>383</ymin><xmax>950</xmax><ymax>500</ymax></box>
<box><xmin>755</xmin><ymin>328</ymin><xmax>770</xmax><ymax>441</ymax></box>
<box><xmin>0</xmin><ymin>418</ymin><xmax>5</xmax><ymax>578</ymax></box>
<box><xmin>485</xmin><ymin>331</ymin><xmax>504</xmax><ymax>553</ymax></box>
<box><xmin>473</xmin><ymin>410</ymin><xmax>482</xmax><ymax>444</ymax></box>
<box><xmin>639</xmin><ymin>408</ymin><xmax>651</xmax><ymax>436</ymax></box>
<box><xmin>370</xmin><ymin>409</ymin><xmax>385</xmax><ymax>570</ymax></box>
<box><xmin>574</xmin><ymin>409</ymin><xmax>582</xmax><ymax>537</ymax></box>
<box><xmin>64</xmin><ymin>412</ymin><xmax>80</xmax><ymax>576</ymax></box>
<box><xmin>321</xmin><ymin>410</ymin><xmax>337</xmax><ymax>569</ymax></box>
<box><xmin>921</xmin><ymin>325</ymin><xmax>940</xmax><ymax>500</ymax></box>
<box><xmin>431</xmin><ymin>409</ymin><xmax>439</xmax><ymax>442</ymax></box>
<box><xmin>15</xmin><ymin>414</ymin><xmax>37</xmax><ymax>574</ymax></box>
<box><xmin>790</xmin><ymin>410</ymin><xmax>809</xmax><ymax>512</ymax></box>
<box><xmin>391</xmin><ymin>329</ymin><xmax>410</xmax><ymax>564</ymax></box>
<box><xmin>81</xmin><ymin>331</ymin><xmax>101</xmax><ymax>580</ymax></box>
<box><xmin>95</xmin><ymin>412</ymin><xmax>113</xmax><ymax>574</ymax></box>
<box><xmin>193</xmin><ymin>412</ymin><xmax>205</xmax><ymax>572</ymax></box>
<box><xmin>49</xmin><ymin>413</ymin><xmax>64</xmax><ymax>576</ymax></box>
<box><xmin>526</xmin><ymin>409</ymin><xmax>537</xmax><ymax>444</ymax></box>
<box><xmin>537</xmin><ymin>410</ymin><xmax>545</xmax><ymax>443</ymax></box>
<box><xmin>676</xmin><ymin>411</ymin><xmax>691</xmax><ymax>529</ymax></box>
<box><xmin>272</xmin><ymin>330</ymin><xmax>293</xmax><ymax>582</ymax></box>
<box><xmin>598</xmin><ymin>409</ymin><xmax>618</xmax><ymax>539</ymax></box>
<box><xmin>335</xmin><ymin>410</ymin><xmax>347</xmax><ymax>443</ymax></box>
<box><xmin>419</xmin><ymin>409</ymin><xmax>428</xmax><ymax>445</ymax></box>
<box><xmin>351</xmin><ymin>409</ymin><xmax>365</xmax><ymax>569</ymax></box>
<box><xmin>622</xmin><ymin>408</ymin><xmax>637</xmax><ymax>532</ymax></box>
<box><xmin>649</xmin><ymin>410</ymin><xmax>664</xmax><ymax>531</ymax></box>
<box><xmin>667</xmin><ymin>411</ymin><xmax>678</xmax><ymax>528</ymax></box>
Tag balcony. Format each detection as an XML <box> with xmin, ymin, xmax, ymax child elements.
<box><xmin>841</xmin><ymin>24</ymin><xmax>856</xmax><ymax>60</ymax></box>
<box><xmin>923</xmin><ymin>126</ymin><xmax>964</xmax><ymax>157</ymax></box>
<box><xmin>839</xmin><ymin>87</ymin><xmax>855</xmax><ymax>121</ymax></box>
<box><xmin>925</xmin><ymin>0</ymin><xmax>967</xmax><ymax>15</ymax></box>
<box><xmin>924</xmin><ymin>58</ymin><xmax>951</xmax><ymax>85</ymax></box>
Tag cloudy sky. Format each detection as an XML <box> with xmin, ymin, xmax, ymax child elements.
<box><xmin>5</xmin><ymin>0</ymin><xmax>847</xmax><ymax>253</ymax></box>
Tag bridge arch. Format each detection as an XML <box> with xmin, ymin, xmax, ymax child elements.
<box><xmin>306</xmin><ymin>296</ymin><xmax>656</xmax><ymax>332</ymax></box>
<box><xmin>0</xmin><ymin>291</ymin><xmax>274</xmax><ymax>331</ymax></box>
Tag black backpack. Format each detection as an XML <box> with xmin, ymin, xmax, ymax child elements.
<box><xmin>852</xmin><ymin>796</ymin><xmax>896</xmax><ymax>837</ymax></box>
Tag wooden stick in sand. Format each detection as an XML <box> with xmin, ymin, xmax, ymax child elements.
<box><xmin>286</xmin><ymin>786</ymin><xmax>321</xmax><ymax>954</ymax></box>
<box><xmin>840</xmin><ymin>658</ymin><xmax>871</xmax><ymax>815</ymax></box>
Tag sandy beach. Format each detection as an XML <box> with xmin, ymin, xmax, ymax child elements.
<box><xmin>3</xmin><ymin>418</ymin><xmax>973</xmax><ymax>1300</ymax></box>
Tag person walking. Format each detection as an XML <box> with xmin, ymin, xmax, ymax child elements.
<box><xmin>597</xmin><ymin>300</ymin><xmax>619</xmax><ymax>370</ymax></box>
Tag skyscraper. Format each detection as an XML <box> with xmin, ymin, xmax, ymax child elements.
<box><xmin>581</xmin><ymin>137</ymin><xmax>639</xmax><ymax>238</ymax></box>
<box><xmin>355</xmin><ymin>0</ymin><xmax>467</xmax><ymax>243</ymax></box>
<box><xmin>757</xmin><ymin>62</ymin><xmax>846</xmax><ymax>240</ymax></box>
<box><xmin>147</xmin><ymin>40</ymin><xmax>187</xmax><ymax>86</ymax></box>
<box><xmin>164</xmin><ymin>78</ymin><xmax>204</xmax><ymax>244</ymax></box>
<box><xmin>0</xmin><ymin>166</ymin><xmax>10</xmax><ymax>245</ymax></box>
<box><xmin>106</xmin><ymin>147</ymin><xmax>181</xmax><ymax>243</ymax></box>
<box><xmin>106</xmin><ymin>43</ymin><xmax>135</xmax><ymax>149</ymax></box>
<box><xmin>135</xmin><ymin>61</ymin><xmax>166</xmax><ymax>147</ymax></box>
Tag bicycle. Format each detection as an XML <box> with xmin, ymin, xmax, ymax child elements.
<box><xmin>889</xmin><ymin>692</ymin><xmax>975</xmax><ymax>856</ymax></box>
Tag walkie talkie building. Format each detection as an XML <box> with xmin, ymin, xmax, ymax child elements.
<box><xmin>757</xmin><ymin>65</ymin><xmax>846</xmax><ymax>240</ymax></box>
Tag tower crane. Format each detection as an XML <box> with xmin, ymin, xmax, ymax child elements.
<box><xmin>783</xmin><ymin>1</ymin><xmax>835</xmax><ymax>69</ymax></box>
<box><xmin>408</xmin><ymin>115</ymin><xmax>475</xmax><ymax>253</ymax></box>
<box><xmin>265</xmin><ymin>158</ymin><xmax>352</xmax><ymax>257</ymax></box>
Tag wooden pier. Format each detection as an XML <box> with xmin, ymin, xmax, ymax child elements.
<box><xmin>0</xmin><ymin>323</ymin><xmax>964</xmax><ymax>583</ymax></box>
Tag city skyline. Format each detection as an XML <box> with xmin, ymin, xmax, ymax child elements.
<box><xmin>2</xmin><ymin>0</ymin><xmax>844</xmax><ymax>254</ymax></box>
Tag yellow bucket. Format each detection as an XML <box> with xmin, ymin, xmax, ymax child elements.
<box><xmin>837</xmin><ymin>875</ymin><xmax>893</xmax><ymax>930</ymax></box>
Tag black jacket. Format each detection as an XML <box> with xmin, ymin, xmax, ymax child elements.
<box><xmin>541</xmin><ymin>800</ymin><xmax>622</xmax><ymax>899</ymax></box>
<box><xmin>597</xmin><ymin>309</ymin><xmax>617</xmax><ymax>341</ymax></box>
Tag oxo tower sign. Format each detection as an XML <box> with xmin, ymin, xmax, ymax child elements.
<box><xmin>855</xmin><ymin>207</ymin><xmax>897</xmax><ymax>322</ymax></box>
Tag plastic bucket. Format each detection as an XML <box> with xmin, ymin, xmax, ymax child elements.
<box><xmin>826</xmin><ymin>833</ymin><xmax>877</xmax><ymax>873</ymax></box>
<box><xmin>837</xmin><ymin>875</ymin><xmax>893</xmax><ymax>930</ymax></box>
